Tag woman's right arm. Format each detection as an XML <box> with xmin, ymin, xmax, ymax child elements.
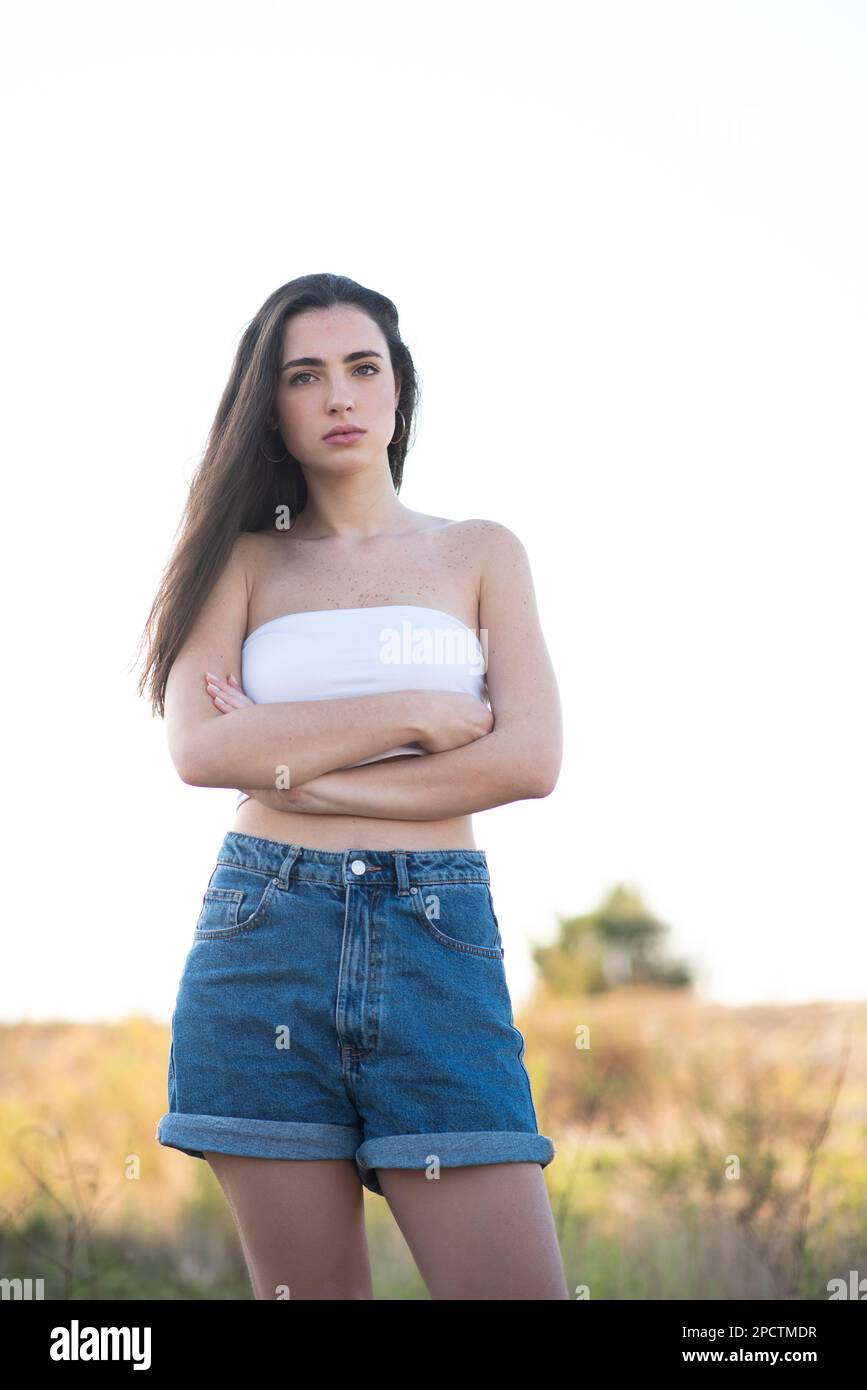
<box><xmin>182</xmin><ymin>691</ymin><xmax>429</xmax><ymax>791</ymax></box>
<box><xmin>164</xmin><ymin>536</ymin><xmax>429</xmax><ymax>792</ymax></box>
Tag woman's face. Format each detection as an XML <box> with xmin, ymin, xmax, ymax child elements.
<box><xmin>272</xmin><ymin>305</ymin><xmax>401</xmax><ymax>470</ymax></box>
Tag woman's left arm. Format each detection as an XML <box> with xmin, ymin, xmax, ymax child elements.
<box><xmin>253</xmin><ymin>521</ymin><xmax>563</xmax><ymax>820</ymax></box>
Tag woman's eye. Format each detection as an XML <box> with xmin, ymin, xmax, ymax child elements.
<box><xmin>289</xmin><ymin>363</ymin><xmax>379</xmax><ymax>386</ymax></box>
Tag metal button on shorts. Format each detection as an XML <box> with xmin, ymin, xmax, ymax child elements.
<box><xmin>156</xmin><ymin>831</ymin><xmax>555</xmax><ymax>1196</ymax></box>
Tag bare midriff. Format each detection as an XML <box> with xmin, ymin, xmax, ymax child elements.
<box><xmin>232</xmin><ymin>754</ymin><xmax>478</xmax><ymax>850</ymax></box>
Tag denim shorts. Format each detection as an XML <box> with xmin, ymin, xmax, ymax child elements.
<box><xmin>156</xmin><ymin>831</ymin><xmax>555</xmax><ymax>1197</ymax></box>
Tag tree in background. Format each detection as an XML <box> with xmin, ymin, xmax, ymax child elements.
<box><xmin>532</xmin><ymin>883</ymin><xmax>693</xmax><ymax>995</ymax></box>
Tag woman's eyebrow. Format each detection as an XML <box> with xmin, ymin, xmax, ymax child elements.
<box><xmin>280</xmin><ymin>349</ymin><xmax>384</xmax><ymax>372</ymax></box>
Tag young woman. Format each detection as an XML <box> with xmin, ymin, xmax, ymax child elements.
<box><xmin>139</xmin><ymin>272</ymin><xmax>567</xmax><ymax>1300</ymax></box>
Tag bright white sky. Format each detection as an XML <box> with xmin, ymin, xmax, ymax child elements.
<box><xmin>2</xmin><ymin>0</ymin><xmax>864</xmax><ymax>1022</ymax></box>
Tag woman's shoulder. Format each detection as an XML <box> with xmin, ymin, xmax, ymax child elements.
<box><xmin>426</xmin><ymin>514</ymin><xmax>509</xmax><ymax>538</ymax></box>
<box><xmin>442</xmin><ymin>516</ymin><xmax>522</xmax><ymax>550</ymax></box>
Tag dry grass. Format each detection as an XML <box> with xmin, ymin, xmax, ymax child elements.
<box><xmin>0</xmin><ymin>991</ymin><xmax>864</xmax><ymax>1298</ymax></box>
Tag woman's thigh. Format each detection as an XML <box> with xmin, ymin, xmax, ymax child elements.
<box><xmin>378</xmin><ymin>1161</ymin><xmax>570</xmax><ymax>1300</ymax></box>
<box><xmin>204</xmin><ymin>1152</ymin><xmax>374</xmax><ymax>1301</ymax></box>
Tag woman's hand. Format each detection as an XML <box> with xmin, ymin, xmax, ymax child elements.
<box><xmin>414</xmin><ymin>691</ymin><xmax>494</xmax><ymax>753</ymax></box>
<box><xmin>205</xmin><ymin>671</ymin><xmax>269</xmax><ymax>803</ymax></box>
<box><xmin>204</xmin><ymin>671</ymin><xmax>254</xmax><ymax>712</ymax></box>
<box><xmin>204</xmin><ymin>671</ymin><xmax>317</xmax><ymax>810</ymax></box>
<box><xmin>239</xmin><ymin>784</ymin><xmax>311</xmax><ymax>811</ymax></box>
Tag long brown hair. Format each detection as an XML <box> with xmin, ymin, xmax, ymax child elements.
<box><xmin>134</xmin><ymin>272</ymin><xmax>421</xmax><ymax>718</ymax></box>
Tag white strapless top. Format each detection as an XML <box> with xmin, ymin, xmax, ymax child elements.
<box><xmin>234</xmin><ymin>604</ymin><xmax>488</xmax><ymax>808</ymax></box>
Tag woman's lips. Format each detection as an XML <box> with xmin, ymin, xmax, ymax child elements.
<box><xmin>325</xmin><ymin>431</ymin><xmax>366</xmax><ymax>445</ymax></box>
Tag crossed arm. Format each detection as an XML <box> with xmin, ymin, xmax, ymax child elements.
<box><xmin>213</xmin><ymin>523</ymin><xmax>563</xmax><ymax>820</ymax></box>
<box><xmin>234</xmin><ymin>723</ymin><xmax>545</xmax><ymax>821</ymax></box>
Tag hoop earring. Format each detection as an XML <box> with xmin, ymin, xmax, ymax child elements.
<box><xmin>260</xmin><ymin>427</ymin><xmax>289</xmax><ymax>464</ymax></box>
<box><xmin>391</xmin><ymin>408</ymin><xmax>407</xmax><ymax>445</ymax></box>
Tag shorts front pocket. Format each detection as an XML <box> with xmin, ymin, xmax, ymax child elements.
<box><xmin>193</xmin><ymin>862</ymin><xmax>279</xmax><ymax>940</ymax></box>
<box><xmin>409</xmin><ymin>880</ymin><xmax>504</xmax><ymax>959</ymax></box>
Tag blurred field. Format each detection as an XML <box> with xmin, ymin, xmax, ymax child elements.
<box><xmin>1</xmin><ymin>990</ymin><xmax>864</xmax><ymax>1299</ymax></box>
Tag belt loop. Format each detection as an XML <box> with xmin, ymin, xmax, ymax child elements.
<box><xmin>394</xmin><ymin>851</ymin><xmax>410</xmax><ymax>896</ymax></box>
<box><xmin>276</xmin><ymin>845</ymin><xmax>302</xmax><ymax>887</ymax></box>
